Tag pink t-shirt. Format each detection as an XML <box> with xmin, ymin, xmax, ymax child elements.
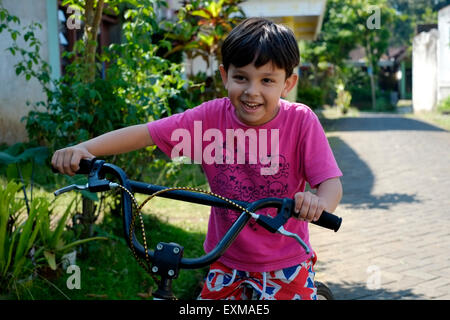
<box><xmin>147</xmin><ymin>97</ymin><xmax>342</xmax><ymax>272</ymax></box>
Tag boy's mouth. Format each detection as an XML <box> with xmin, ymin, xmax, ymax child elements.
<box><xmin>241</xmin><ymin>101</ymin><xmax>263</xmax><ymax>112</ymax></box>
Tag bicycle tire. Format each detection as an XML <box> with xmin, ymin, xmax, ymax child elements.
<box><xmin>315</xmin><ymin>281</ymin><xmax>334</xmax><ymax>300</ymax></box>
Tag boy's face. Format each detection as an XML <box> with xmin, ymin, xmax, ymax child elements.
<box><xmin>219</xmin><ymin>62</ymin><xmax>298</xmax><ymax>126</ymax></box>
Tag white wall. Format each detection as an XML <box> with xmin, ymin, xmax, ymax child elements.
<box><xmin>437</xmin><ymin>5</ymin><xmax>450</xmax><ymax>104</ymax></box>
<box><xmin>0</xmin><ymin>0</ymin><xmax>49</xmax><ymax>145</ymax></box>
<box><xmin>412</xmin><ymin>30</ymin><xmax>439</xmax><ymax>112</ymax></box>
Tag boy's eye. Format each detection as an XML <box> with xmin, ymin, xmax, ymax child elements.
<box><xmin>233</xmin><ymin>75</ymin><xmax>246</xmax><ymax>81</ymax></box>
<box><xmin>262</xmin><ymin>78</ymin><xmax>274</xmax><ymax>84</ymax></box>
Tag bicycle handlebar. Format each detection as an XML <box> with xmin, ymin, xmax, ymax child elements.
<box><xmin>52</xmin><ymin>158</ymin><xmax>342</xmax><ymax>272</ymax></box>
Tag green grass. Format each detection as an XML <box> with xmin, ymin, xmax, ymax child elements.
<box><xmin>315</xmin><ymin>105</ymin><xmax>360</xmax><ymax>119</ymax></box>
<box><xmin>406</xmin><ymin>111</ymin><xmax>450</xmax><ymax>131</ymax></box>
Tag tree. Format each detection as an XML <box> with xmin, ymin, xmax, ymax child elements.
<box><xmin>161</xmin><ymin>0</ymin><xmax>246</xmax><ymax>100</ymax></box>
<box><xmin>355</xmin><ymin>1</ymin><xmax>396</xmax><ymax>110</ymax></box>
<box><xmin>301</xmin><ymin>0</ymin><xmax>396</xmax><ymax>110</ymax></box>
<box><xmin>62</xmin><ymin>0</ymin><xmax>107</xmax><ymax>83</ymax></box>
<box><xmin>387</xmin><ymin>0</ymin><xmax>445</xmax><ymax>47</ymax></box>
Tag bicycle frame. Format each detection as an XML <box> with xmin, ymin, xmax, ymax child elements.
<box><xmin>53</xmin><ymin>159</ymin><xmax>342</xmax><ymax>299</ymax></box>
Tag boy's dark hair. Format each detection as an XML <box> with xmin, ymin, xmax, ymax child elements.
<box><xmin>221</xmin><ymin>17</ymin><xmax>300</xmax><ymax>78</ymax></box>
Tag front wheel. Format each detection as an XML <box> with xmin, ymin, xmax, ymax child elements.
<box><xmin>315</xmin><ymin>281</ymin><xmax>334</xmax><ymax>300</ymax></box>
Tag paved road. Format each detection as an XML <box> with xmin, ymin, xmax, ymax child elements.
<box><xmin>310</xmin><ymin>113</ymin><xmax>450</xmax><ymax>300</ymax></box>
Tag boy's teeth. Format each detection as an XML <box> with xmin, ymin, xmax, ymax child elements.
<box><xmin>244</xmin><ymin>102</ymin><xmax>259</xmax><ymax>108</ymax></box>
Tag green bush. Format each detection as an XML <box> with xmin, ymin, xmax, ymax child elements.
<box><xmin>297</xmin><ymin>86</ymin><xmax>325</xmax><ymax>109</ymax></box>
<box><xmin>437</xmin><ymin>96</ymin><xmax>450</xmax><ymax>114</ymax></box>
<box><xmin>348</xmin><ymin>84</ymin><xmax>395</xmax><ymax>112</ymax></box>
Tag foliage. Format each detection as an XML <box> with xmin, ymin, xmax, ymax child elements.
<box><xmin>36</xmin><ymin>197</ymin><xmax>108</xmax><ymax>271</ymax></box>
<box><xmin>0</xmin><ymin>181</ymin><xmax>29</xmax><ymax>294</ymax></box>
<box><xmin>161</xmin><ymin>0</ymin><xmax>246</xmax><ymax>103</ymax></box>
<box><xmin>297</xmin><ymin>86</ymin><xmax>325</xmax><ymax>110</ymax></box>
<box><xmin>300</xmin><ymin>0</ymin><xmax>396</xmax><ymax>110</ymax></box>
<box><xmin>1</xmin><ymin>1</ymin><xmax>186</xmax><ymax>183</ymax></box>
<box><xmin>105</xmin><ymin>0</ymin><xmax>186</xmax><ymax>120</ymax></box>
<box><xmin>437</xmin><ymin>96</ymin><xmax>450</xmax><ymax>114</ymax></box>
<box><xmin>0</xmin><ymin>144</ymin><xmax>51</xmax><ymax>218</ymax></box>
<box><xmin>387</xmin><ymin>0</ymin><xmax>445</xmax><ymax>47</ymax></box>
<box><xmin>334</xmin><ymin>80</ymin><xmax>352</xmax><ymax>114</ymax></box>
<box><xmin>0</xmin><ymin>180</ymin><xmax>107</xmax><ymax>298</ymax></box>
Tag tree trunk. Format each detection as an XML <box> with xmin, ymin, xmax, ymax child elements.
<box><xmin>366</xmin><ymin>42</ymin><xmax>377</xmax><ymax>111</ymax></box>
<box><xmin>83</xmin><ymin>0</ymin><xmax>104</xmax><ymax>83</ymax></box>
<box><xmin>82</xmin><ymin>197</ymin><xmax>96</xmax><ymax>238</ymax></box>
<box><xmin>369</xmin><ymin>67</ymin><xmax>376</xmax><ymax>111</ymax></box>
<box><xmin>81</xmin><ymin>0</ymin><xmax>104</xmax><ymax>236</ymax></box>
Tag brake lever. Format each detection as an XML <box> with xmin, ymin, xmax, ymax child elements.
<box><xmin>53</xmin><ymin>159</ymin><xmax>120</xmax><ymax>197</ymax></box>
<box><xmin>249</xmin><ymin>211</ymin><xmax>310</xmax><ymax>254</ymax></box>
<box><xmin>54</xmin><ymin>182</ymin><xmax>120</xmax><ymax>197</ymax></box>
<box><xmin>54</xmin><ymin>183</ymin><xmax>89</xmax><ymax>196</ymax></box>
<box><xmin>247</xmin><ymin>197</ymin><xmax>311</xmax><ymax>254</ymax></box>
<box><xmin>277</xmin><ymin>226</ymin><xmax>310</xmax><ymax>254</ymax></box>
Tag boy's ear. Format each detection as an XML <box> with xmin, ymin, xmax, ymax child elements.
<box><xmin>281</xmin><ymin>73</ymin><xmax>298</xmax><ymax>97</ymax></box>
<box><xmin>219</xmin><ymin>64</ymin><xmax>228</xmax><ymax>89</ymax></box>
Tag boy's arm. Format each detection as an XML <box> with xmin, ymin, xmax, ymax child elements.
<box><xmin>294</xmin><ymin>177</ymin><xmax>343</xmax><ymax>222</ymax></box>
<box><xmin>52</xmin><ymin>124</ymin><xmax>154</xmax><ymax>176</ymax></box>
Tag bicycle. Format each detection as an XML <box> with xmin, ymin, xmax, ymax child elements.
<box><xmin>53</xmin><ymin>158</ymin><xmax>342</xmax><ymax>300</ymax></box>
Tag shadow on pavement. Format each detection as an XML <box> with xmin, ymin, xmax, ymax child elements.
<box><xmin>327</xmin><ymin>136</ymin><xmax>421</xmax><ymax>210</ymax></box>
<box><xmin>322</xmin><ymin>114</ymin><xmax>446</xmax><ymax>132</ymax></box>
<box><xmin>323</xmin><ymin>281</ymin><xmax>424</xmax><ymax>300</ymax></box>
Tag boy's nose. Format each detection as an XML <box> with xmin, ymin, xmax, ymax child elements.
<box><xmin>244</xmin><ymin>83</ymin><xmax>259</xmax><ymax>96</ymax></box>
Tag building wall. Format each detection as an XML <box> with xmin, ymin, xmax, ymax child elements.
<box><xmin>437</xmin><ymin>5</ymin><xmax>450</xmax><ymax>104</ymax></box>
<box><xmin>412</xmin><ymin>5</ymin><xmax>450</xmax><ymax>112</ymax></box>
<box><xmin>412</xmin><ymin>29</ymin><xmax>438</xmax><ymax>112</ymax></box>
<box><xmin>0</xmin><ymin>0</ymin><xmax>54</xmax><ymax>145</ymax></box>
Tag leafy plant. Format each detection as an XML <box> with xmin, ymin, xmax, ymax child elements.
<box><xmin>437</xmin><ymin>96</ymin><xmax>450</xmax><ymax>114</ymax></box>
<box><xmin>0</xmin><ymin>181</ymin><xmax>39</xmax><ymax>295</ymax></box>
<box><xmin>0</xmin><ymin>144</ymin><xmax>50</xmax><ymax>214</ymax></box>
<box><xmin>0</xmin><ymin>180</ymin><xmax>107</xmax><ymax>297</ymax></box>
<box><xmin>35</xmin><ymin>197</ymin><xmax>108</xmax><ymax>271</ymax></box>
<box><xmin>161</xmin><ymin>0</ymin><xmax>246</xmax><ymax>101</ymax></box>
<box><xmin>297</xmin><ymin>86</ymin><xmax>325</xmax><ymax>110</ymax></box>
<box><xmin>334</xmin><ymin>80</ymin><xmax>352</xmax><ymax>114</ymax></box>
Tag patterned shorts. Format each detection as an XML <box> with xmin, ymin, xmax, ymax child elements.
<box><xmin>198</xmin><ymin>254</ymin><xmax>317</xmax><ymax>300</ymax></box>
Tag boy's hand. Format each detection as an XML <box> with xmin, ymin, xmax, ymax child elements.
<box><xmin>294</xmin><ymin>191</ymin><xmax>327</xmax><ymax>222</ymax></box>
<box><xmin>51</xmin><ymin>145</ymin><xmax>95</xmax><ymax>176</ymax></box>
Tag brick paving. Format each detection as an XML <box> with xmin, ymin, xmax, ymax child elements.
<box><xmin>310</xmin><ymin>113</ymin><xmax>450</xmax><ymax>300</ymax></box>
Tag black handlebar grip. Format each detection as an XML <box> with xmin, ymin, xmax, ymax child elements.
<box><xmin>312</xmin><ymin>211</ymin><xmax>342</xmax><ymax>232</ymax></box>
<box><xmin>51</xmin><ymin>158</ymin><xmax>95</xmax><ymax>174</ymax></box>
<box><xmin>76</xmin><ymin>158</ymin><xmax>95</xmax><ymax>174</ymax></box>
